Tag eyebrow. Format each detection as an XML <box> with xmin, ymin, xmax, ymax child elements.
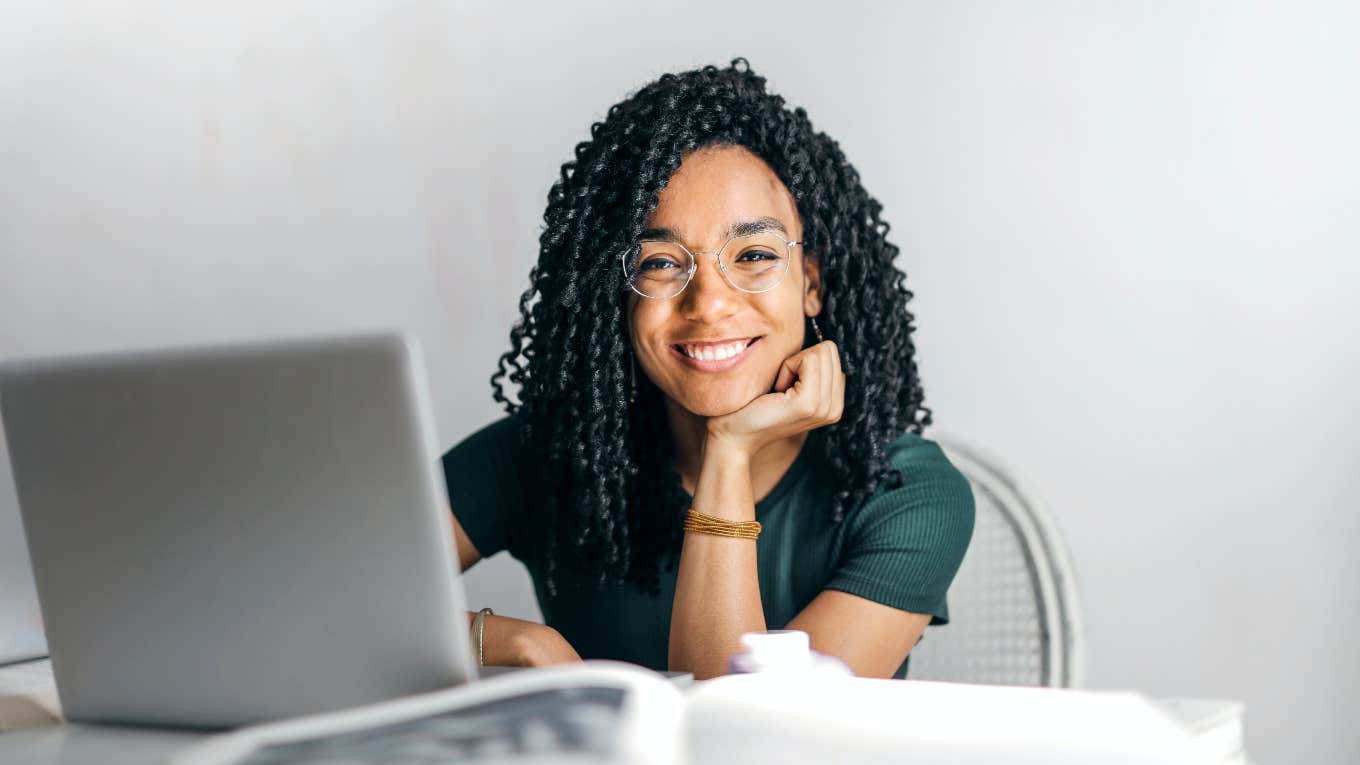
<box><xmin>640</xmin><ymin>216</ymin><xmax>789</xmax><ymax>244</ymax></box>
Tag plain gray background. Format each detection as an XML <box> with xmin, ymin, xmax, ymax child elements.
<box><xmin>1</xmin><ymin>2</ymin><xmax>1355</xmax><ymax>762</ymax></box>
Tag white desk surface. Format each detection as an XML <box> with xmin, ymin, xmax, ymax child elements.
<box><xmin>1</xmin><ymin>723</ymin><xmax>204</xmax><ymax>765</ymax></box>
<box><xmin>1</xmin><ymin>659</ymin><xmax>1248</xmax><ymax>765</ymax></box>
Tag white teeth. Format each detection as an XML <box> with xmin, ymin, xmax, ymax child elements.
<box><xmin>681</xmin><ymin>339</ymin><xmax>750</xmax><ymax>361</ymax></box>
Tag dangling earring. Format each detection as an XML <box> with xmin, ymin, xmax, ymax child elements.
<box><xmin>809</xmin><ymin>315</ymin><xmax>824</xmax><ymax>343</ymax></box>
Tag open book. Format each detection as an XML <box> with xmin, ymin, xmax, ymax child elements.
<box><xmin>169</xmin><ymin>659</ymin><xmax>1232</xmax><ymax>765</ymax></box>
<box><xmin>171</xmin><ymin>662</ymin><xmax>686</xmax><ymax>765</ymax></box>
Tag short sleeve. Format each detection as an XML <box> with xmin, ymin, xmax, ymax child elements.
<box><xmin>825</xmin><ymin>434</ymin><xmax>975</xmax><ymax>626</ymax></box>
<box><xmin>439</xmin><ymin>414</ymin><xmax>531</xmax><ymax>561</ymax></box>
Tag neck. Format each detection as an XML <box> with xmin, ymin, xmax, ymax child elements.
<box><xmin>663</xmin><ymin>397</ymin><xmax>808</xmax><ymax>501</ymax></box>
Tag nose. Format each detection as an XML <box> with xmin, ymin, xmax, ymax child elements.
<box><xmin>677</xmin><ymin>251</ymin><xmax>740</xmax><ymax>324</ymax></box>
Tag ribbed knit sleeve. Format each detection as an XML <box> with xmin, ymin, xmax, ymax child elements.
<box><xmin>824</xmin><ymin>433</ymin><xmax>975</xmax><ymax>625</ymax></box>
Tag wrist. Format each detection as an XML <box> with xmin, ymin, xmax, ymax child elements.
<box><xmin>692</xmin><ymin>435</ymin><xmax>756</xmax><ymax>523</ymax></box>
<box><xmin>698</xmin><ymin>437</ymin><xmax>754</xmax><ymax>491</ymax></box>
<box><xmin>471</xmin><ymin>607</ymin><xmax>494</xmax><ymax>666</ymax></box>
<box><xmin>702</xmin><ymin>428</ymin><xmax>757</xmax><ymax>464</ymax></box>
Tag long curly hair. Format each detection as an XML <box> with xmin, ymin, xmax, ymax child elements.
<box><xmin>490</xmin><ymin>58</ymin><xmax>930</xmax><ymax>596</ymax></box>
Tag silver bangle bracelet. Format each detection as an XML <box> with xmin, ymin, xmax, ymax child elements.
<box><xmin>472</xmin><ymin>607</ymin><xmax>494</xmax><ymax>667</ymax></box>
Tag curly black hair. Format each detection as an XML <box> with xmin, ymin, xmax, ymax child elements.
<box><xmin>490</xmin><ymin>58</ymin><xmax>930</xmax><ymax>597</ymax></box>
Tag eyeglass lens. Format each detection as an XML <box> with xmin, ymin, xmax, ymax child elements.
<box><xmin>625</xmin><ymin>232</ymin><xmax>792</xmax><ymax>299</ymax></box>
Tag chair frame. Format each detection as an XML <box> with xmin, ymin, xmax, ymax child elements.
<box><xmin>933</xmin><ymin>435</ymin><xmax>1087</xmax><ymax>688</ymax></box>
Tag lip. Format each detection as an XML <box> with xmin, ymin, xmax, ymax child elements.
<box><xmin>669</xmin><ymin>337</ymin><xmax>761</xmax><ymax>373</ymax></box>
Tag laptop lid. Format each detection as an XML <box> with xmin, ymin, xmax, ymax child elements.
<box><xmin>0</xmin><ymin>332</ymin><xmax>476</xmax><ymax>727</ymax></box>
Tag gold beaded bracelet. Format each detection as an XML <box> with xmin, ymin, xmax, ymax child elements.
<box><xmin>683</xmin><ymin>508</ymin><xmax>761</xmax><ymax>540</ymax></box>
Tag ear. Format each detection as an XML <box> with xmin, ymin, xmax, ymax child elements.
<box><xmin>802</xmin><ymin>251</ymin><xmax>824</xmax><ymax>317</ymax></box>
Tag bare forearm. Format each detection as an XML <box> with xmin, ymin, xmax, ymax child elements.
<box><xmin>668</xmin><ymin>440</ymin><xmax>767</xmax><ymax>679</ymax></box>
<box><xmin>467</xmin><ymin>611</ymin><xmax>581</xmax><ymax>667</ymax></box>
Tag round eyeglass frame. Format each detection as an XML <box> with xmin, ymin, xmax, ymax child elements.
<box><xmin>621</xmin><ymin>235</ymin><xmax>804</xmax><ymax>300</ymax></box>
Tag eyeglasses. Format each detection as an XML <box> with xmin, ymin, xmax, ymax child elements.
<box><xmin>622</xmin><ymin>232</ymin><xmax>803</xmax><ymax>300</ymax></box>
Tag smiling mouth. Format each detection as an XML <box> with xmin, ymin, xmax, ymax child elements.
<box><xmin>669</xmin><ymin>337</ymin><xmax>761</xmax><ymax>372</ymax></box>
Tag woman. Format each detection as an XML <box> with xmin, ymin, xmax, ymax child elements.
<box><xmin>442</xmin><ymin>59</ymin><xmax>974</xmax><ymax>680</ymax></box>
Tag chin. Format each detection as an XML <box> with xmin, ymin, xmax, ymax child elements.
<box><xmin>674</xmin><ymin>386</ymin><xmax>763</xmax><ymax>418</ymax></box>
<box><xmin>684</xmin><ymin>401</ymin><xmax>745</xmax><ymax>418</ymax></box>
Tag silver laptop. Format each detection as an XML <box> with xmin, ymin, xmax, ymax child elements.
<box><xmin>0</xmin><ymin>332</ymin><xmax>477</xmax><ymax>728</ymax></box>
<box><xmin>0</xmin><ymin>428</ymin><xmax>47</xmax><ymax>667</ymax></box>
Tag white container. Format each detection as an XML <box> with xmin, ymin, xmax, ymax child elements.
<box><xmin>725</xmin><ymin>630</ymin><xmax>852</xmax><ymax>676</ymax></box>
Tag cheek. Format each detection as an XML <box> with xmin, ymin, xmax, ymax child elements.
<box><xmin>627</xmin><ymin>304</ymin><xmax>668</xmax><ymax>370</ymax></box>
<box><xmin>625</xmin><ymin>296</ymin><xmax>647</xmax><ymax>347</ymax></box>
<box><xmin>757</xmin><ymin>295</ymin><xmax>808</xmax><ymax>353</ymax></box>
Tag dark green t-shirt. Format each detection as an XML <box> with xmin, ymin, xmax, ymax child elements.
<box><xmin>441</xmin><ymin>415</ymin><xmax>974</xmax><ymax>679</ymax></box>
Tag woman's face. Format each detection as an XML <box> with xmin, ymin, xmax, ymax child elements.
<box><xmin>627</xmin><ymin>145</ymin><xmax>822</xmax><ymax>418</ymax></box>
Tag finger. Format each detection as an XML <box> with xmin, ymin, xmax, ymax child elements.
<box><xmin>819</xmin><ymin>343</ymin><xmax>835</xmax><ymax>421</ymax></box>
<box><xmin>827</xmin><ymin>341</ymin><xmax>845</xmax><ymax>410</ymax></box>
<box><xmin>791</xmin><ymin>347</ymin><xmax>822</xmax><ymax>418</ymax></box>
<box><xmin>773</xmin><ymin>357</ymin><xmax>797</xmax><ymax>393</ymax></box>
<box><xmin>773</xmin><ymin>347</ymin><xmax>813</xmax><ymax>394</ymax></box>
<box><xmin>826</xmin><ymin>353</ymin><xmax>837</xmax><ymax>421</ymax></box>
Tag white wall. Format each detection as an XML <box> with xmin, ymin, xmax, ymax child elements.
<box><xmin>1</xmin><ymin>2</ymin><xmax>1355</xmax><ymax>761</ymax></box>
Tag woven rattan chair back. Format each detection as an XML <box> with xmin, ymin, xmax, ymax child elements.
<box><xmin>906</xmin><ymin>437</ymin><xmax>1085</xmax><ymax>688</ymax></box>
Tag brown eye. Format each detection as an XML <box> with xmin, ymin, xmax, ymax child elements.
<box><xmin>639</xmin><ymin>257</ymin><xmax>682</xmax><ymax>272</ymax></box>
<box><xmin>736</xmin><ymin>249</ymin><xmax>780</xmax><ymax>262</ymax></box>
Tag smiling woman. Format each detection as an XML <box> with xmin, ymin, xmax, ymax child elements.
<box><xmin>441</xmin><ymin>59</ymin><xmax>975</xmax><ymax>680</ymax></box>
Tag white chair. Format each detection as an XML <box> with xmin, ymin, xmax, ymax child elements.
<box><xmin>906</xmin><ymin>437</ymin><xmax>1086</xmax><ymax>688</ymax></box>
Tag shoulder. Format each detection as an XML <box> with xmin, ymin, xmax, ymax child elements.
<box><xmin>885</xmin><ymin>431</ymin><xmax>959</xmax><ymax>475</ymax></box>
<box><xmin>846</xmin><ymin>431</ymin><xmax>976</xmax><ymax>547</ymax></box>
<box><xmin>440</xmin><ymin>412</ymin><xmax>529</xmax><ymax>469</ymax></box>
<box><xmin>440</xmin><ymin>412</ymin><xmax>538</xmax><ymax>511</ymax></box>
<box><xmin>444</xmin><ymin>411</ymin><xmax>523</xmax><ymax>449</ymax></box>
<box><xmin>882</xmin><ymin>431</ymin><xmax>973</xmax><ymax>500</ymax></box>
<box><xmin>440</xmin><ymin>412</ymin><xmax>537</xmax><ymax>561</ymax></box>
